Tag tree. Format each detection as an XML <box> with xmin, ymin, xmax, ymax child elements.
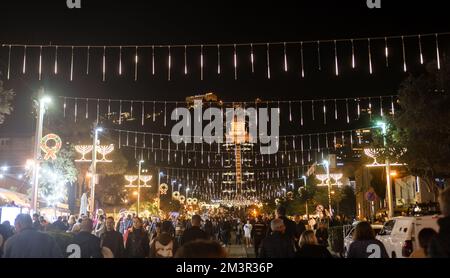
<box><xmin>338</xmin><ymin>186</ymin><xmax>357</xmax><ymax>218</ymax></box>
<box><xmin>95</xmin><ymin>174</ymin><xmax>127</xmax><ymax>207</ymax></box>
<box><xmin>384</xmin><ymin>60</ymin><xmax>450</xmax><ymax>195</ymax></box>
<box><xmin>0</xmin><ymin>80</ymin><xmax>14</xmax><ymax>124</ymax></box>
<box><xmin>38</xmin><ymin>146</ymin><xmax>78</xmax><ymax>205</ymax></box>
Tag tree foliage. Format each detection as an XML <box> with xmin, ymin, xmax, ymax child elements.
<box><xmin>0</xmin><ymin>80</ymin><xmax>14</xmax><ymax>124</ymax></box>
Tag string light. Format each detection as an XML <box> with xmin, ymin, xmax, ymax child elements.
<box><xmin>102</xmin><ymin>46</ymin><xmax>106</xmax><ymax>82</ymax></box>
<box><xmin>200</xmin><ymin>45</ymin><xmax>204</xmax><ymax>80</ymax></box>
<box><xmin>184</xmin><ymin>45</ymin><xmax>188</xmax><ymax>75</ymax></box>
<box><xmin>250</xmin><ymin>43</ymin><xmax>254</xmax><ymax>74</ymax></box>
<box><xmin>401</xmin><ymin>36</ymin><xmax>407</xmax><ymax>72</ymax></box>
<box><xmin>152</xmin><ymin>45</ymin><xmax>155</xmax><ymax>75</ymax></box>
<box><xmin>38</xmin><ymin>46</ymin><xmax>42</xmax><ymax>81</ymax></box>
<box><xmin>300</xmin><ymin>42</ymin><xmax>305</xmax><ymax>78</ymax></box>
<box><xmin>436</xmin><ymin>33</ymin><xmax>441</xmax><ymax>70</ymax></box>
<box><xmin>384</xmin><ymin>37</ymin><xmax>389</xmax><ymax>68</ymax></box>
<box><xmin>351</xmin><ymin>39</ymin><xmax>355</xmax><ymax>69</ymax></box>
<box><xmin>22</xmin><ymin>46</ymin><xmax>27</xmax><ymax>74</ymax></box>
<box><xmin>119</xmin><ymin>46</ymin><xmax>123</xmax><ymax>75</ymax></box>
<box><xmin>217</xmin><ymin>44</ymin><xmax>221</xmax><ymax>75</ymax></box>
<box><xmin>317</xmin><ymin>41</ymin><xmax>321</xmax><ymax>71</ymax></box>
<box><xmin>70</xmin><ymin>46</ymin><xmax>74</xmax><ymax>81</ymax></box>
<box><xmin>368</xmin><ymin>39</ymin><xmax>373</xmax><ymax>74</ymax></box>
<box><xmin>7</xmin><ymin>45</ymin><xmax>11</xmax><ymax>80</ymax></box>
<box><xmin>283</xmin><ymin>42</ymin><xmax>288</xmax><ymax>72</ymax></box>
<box><xmin>168</xmin><ymin>46</ymin><xmax>171</xmax><ymax>81</ymax></box>
<box><xmin>266</xmin><ymin>43</ymin><xmax>271</xmax><ymax>79</ymax></box>
<box><xmin>234</xmin><ymin>44</ymin><xmax>237</xmax><ymax>80</ymax></box>
<box><xmin>54</xmin><ymin>46</ymin><xmax>58</xmax><ymax>74</ymax></box>
<box><xmin>86</xmin><ymin>46</ymin><xmax>90</xmax><ymax>75</ymax></box>
<box><xmin>418</xmin><ymin>35</ymin><xmax>424</xmax><ymax>65</ymax></box>
<box><xmin>134</xmin><ymin>46</ymin><xmax>139</xmax><ymax>81</ymax></box>
<box><xmin>334</xmin><ymin>40</ymin><xmax>339</xmax><ymax>76</ymax></box>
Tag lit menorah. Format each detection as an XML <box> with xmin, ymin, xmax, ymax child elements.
<box><xmin>364</xmin><ymin>148</ymin><xmax>405</xmax><ymax>167</ymax></box>
<box><xmin>75</xmin><ymin>144</ymin><xmax>114</xmax><ymax>162</ymax></box>
<box><xmin>124</xmin><ymin>175</ymin><xmax>153</xmax><ymax>188</ymax></box>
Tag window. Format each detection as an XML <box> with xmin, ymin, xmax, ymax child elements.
<box><xmin>380</xmin><ymin>220</ymin><xmax>395</xmax><ymax>236</ymax></box>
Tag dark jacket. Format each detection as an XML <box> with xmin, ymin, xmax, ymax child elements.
<box><xmin>72</xmin><ymin>231</ymin><xmax>103</xmax><ymax>258</ymax></box>
<box><xmin>428</xmin><ymin>217</ymin><xmax>450</xmax><ymax>258</ymax></box>
<box><xmin>2</xmin><ymin>228</ymin><xmax>63</xmax><ymax>258</ymax></box>
<box><xmin>149</xmin><ymin>232</ymin><xmax>178</xmax><ymax>258</ymax></box>
<box><xmin>296</xmin><ymin>244</ymin><xmax>333</xmax><ymax>258</ymax></box>
<box><xmin>125</xmin><ymin>228</ymin><xmax>149</xmax><ymax>258</ymax></box>
<box><xmin>252</xmin><ymin>221</ymin><xmax>267</xmax><ymax>241</ymax></box>
<box><xmin>315</xmin><ymin>227</ymin><xmax>329</xmax><ymax>247</ymax></box>
<box><xmin>101</xmin><ymin>230</ymin><xmax>125</xmax><ymax>258</ymax></box>
<box><xmin>181</xmin><ymin>226</ymin><xmax>208</xmax><ymax>245</ymax></box>
<box><xmin>278</xmin><ymin>216</ymin><xmax>297</xmax><ymax>240</ymax></box>
<box><xmin>259</xmin><ymin>231</ymin><xmax>295</xmax><ymax>258</ymax></box>
<box><xmin>295</xmin><ymin>222</ymin><xmax>307</xmax><ymax>240</ymax></box>
<box><xmin>347</xmin><ymin>239</ymin><xmax>388</xmax><ymax>258</ymax></box>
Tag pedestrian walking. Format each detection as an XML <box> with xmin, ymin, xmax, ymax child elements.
<box><xmin>125</xmin><ymin>217</ymin><xmax>150</xmax><ymax>258</ymax></box>
<box><xmin>243</xmin><ymin>220</ymin><xmax>252</xmax><ymax>248</ymax></box>
<box><xmin>100</xmin><ymin>217</ymin><xmax>125</xmax><ymax>258</ymax></box>
<box><xmin>259</xmin><ymin>218</ymin><xmax>295</xmax><ymax>258</ymax></box>
<box><xmin>296</xmin><ymin>230</ymin><xmax>332</xmax><ymax>258</ymax></box>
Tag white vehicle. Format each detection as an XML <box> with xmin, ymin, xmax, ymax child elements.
<box><xmin>376</xmin><ymin>215</ymin><xmax>440</xmax><ymax>258</ymax></box>
<box><xmin>343</xmin><ymin>223</ymin><xmax>384</xmax><ymax>257</ymax></box>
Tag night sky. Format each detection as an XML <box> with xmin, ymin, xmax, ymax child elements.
<box><xmin>0</xmin><ymin>0</ymin><xmax>448</xmax><ymax>136</ymax></box>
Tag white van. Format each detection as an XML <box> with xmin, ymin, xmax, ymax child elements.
<box><xmin>376</xmin><ymin>215</ymin><xmax>440</xmax><ymax>258</ymax></box>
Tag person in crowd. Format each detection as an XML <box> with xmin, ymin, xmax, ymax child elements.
<box><xmin>294</xmin><ymin>214</ymin><xmax>306</xmax><ymax>250</ymax></box>
<box><xmin>94</xmin><ymin>215</ymin><xmax>106</xmax><ymax>238</ymax></box>
<box><xmin>347</xmin><ymin>221</ymin><xmax>388</xmax><ymax>258</ymax></box>
<box><xmin>275</xmin><ymin>206</ymin><xmax>296</xmax><ymax>242</ymax></box>
<box><xmin>125</xmin><ymin>217</ymin><xmax>149</xmax><ymax>258</ymax></box>
<box><xmin>149</xmin><ymin>221</ymin><xmax>178</xmax><ymax>258</ymax></box>
<box><xmin>120</xmin><ymin>214</ymin><xmax>133</xmax><ymax>235</ymax></box>
<box><xmin>252</xmin><ymin>216</ymin><xmax>267</xmax><ymax>257</ymax></box>
<box><xmin>2</xmin><ymin>214</ymin><xmax>62</xmax><ymax>258</ymax></box>
<box><xmin>1</xmin><ymin>221</ymin><xmax>14</xmax><ymax>238</ymax></box>
<box><xmin>243</xmin><ymin>220</ymin><xmax>252</xmax><ymax>248</ymax></box>
<box><xmin>204</xmin><ymin>219</ymin><xmax>213</xmax><ymax>240</ymax></box>
<box><xmin>296</xmin><ymin>230</ymin><xmax>332</xmax><ymax>258</ymax></box>
<box><xmin>409</xmin><ymin>228</ymin><xmax>437</xmax><ymax>258</ymax></box>
<box><xmin>32</xmin><ymin>213</ymin><xmax>42</xmax><ymax>231</ymax></box>
<box><xmin>39</xmin><ymin>216</ymin><xmax>49</xmax><ymax>231</ymax></box>
<box><xmin>115</xmin><ymin>213</ymin><xmax>125</xmax><ymax>233</ymax></box>
<box><xmin>0</xmin><ymin>222</ymin><xmax>14</xmax><ymax>257</ymax></box>
<box><xmin>315</xmin><ymin>222</ymin><xmax>329</xmax><ymax>247</ymax></box>
<box><xmin>150</xmin><ymin>222</ymin><xmax>162</xmax><ymax>243</ymax></box>
<box><xmin>53</xmin><ymin>216</ymin><xmax>68</xmax><ymax>232</ymax></box>
<box><xmin>181</xmin><ymin>215</ymin><xmax>208</xmax><ymax>246</ymax></box>
<box><xmin>175</xmin><ymin>239</ymin><xmax>227</xmax><ymax>258</ymax></box>
<box><xmin>71</xmin><ymin>217</ymin><xmax>84</xmax><ymax>234</ymax></box>
<box><xmin>235</xmin><ymin>219</ymin><xmax>243</xmax><ymax>245</ymax></box>
<box><xmin>429</xmin><ymin>187</ymin><xmax>450</xmax><ymax>257</ymax></box>
<box><xmin>67</xmin><ymin>215</ymin><xmax>77</xmax><ymax>232</ymax></box>
<box><xmin>71</xmin><ymin>217</ymin><xmax>103</xmax><ymax>258</ymax></box>
<box><xmin>220</xmin><ymin>217</ymin><xmax>232</xmax><ymax>246</ymax></box>
<box><xmin>100</xmin><ymin>216</ymin><xmax>125</xmax><ymax>258</ymax></box>
<box><xmin>259</xmin><ymin>218</ymin><xmax>295</xmax><ymax>258</ymax></box>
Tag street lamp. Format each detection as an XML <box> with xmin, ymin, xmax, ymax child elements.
<box><xmin>137</xmin><ymin>160</ymin><xmax>144</xmax><ymax>216</ymax></box>
<box><xmin>376</xmin><ymin>121</ymin><xmax>394</xmax><ymax>219</ymax></box>
<box><xmin>302</xmin><ymin>175</ymin><xmax>309</xmax><ymax>218</ymax></box>
<box><xmin>31</xmin><ymin>90</ymin><xmax>52</xmax><ymax>213</ymax></box>
<box><xmin>322</xmin><ymin>159</ymin><xmax>332</xmax><ymax>216</ymax></box>
<box><xmin>89</xmin><ymin>125</ymin><xmax>103</xmax><ymax>216</ymax></box>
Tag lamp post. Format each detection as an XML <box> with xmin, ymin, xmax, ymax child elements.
<box><xmin>377</xmin><ymin>121</ymin><xmax>394</xmax><ymax>219</ymax></box>
<box><xmin>302</xmin><ymin>175</ymin><xmax>309</xmax><ymax>219</ymax></box>
<box><xmin>137</xmin><ymin>160</ymin><xmax>144</xmax><ymax>216</ymax></box>
<box><xmin>322</xmin><ymin>159</ymin><xmax>332</xmax><ymax>216</ymax></box>
<box><xmin>31</xmin><ymin>90</ymin><xmax>51</xmax><ymax>213</ymax></box>
<box><xmin>90</xmin><ymin>125</ymin><xmax>103</xmax><ymax>216</ymax></box>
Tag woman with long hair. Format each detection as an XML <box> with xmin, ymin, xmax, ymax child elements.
<box><xmin>296</xmin><ymin>230</ymin><xmax>332</xmax><ymax>258</ymax></box>
<box><xmin>347</xmin><ymin>221</ymin><xmax>388</xmax><ymax>258</ymax></box>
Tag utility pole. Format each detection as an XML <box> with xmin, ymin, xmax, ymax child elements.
<box><xmin>31</xmin><ymin>88</ymin><xmax>51</xmax><ymax>213</ymax></box>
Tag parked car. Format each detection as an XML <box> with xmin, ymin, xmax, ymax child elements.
<box><xmin>376</xmin><ymin>215</ymin><xmax>440</xmax><ymax>258</ymax></box>
<box><xmin>343</xmin><ymin>223</ymin><xmax>383</xmax><ymax>257</ymax></box>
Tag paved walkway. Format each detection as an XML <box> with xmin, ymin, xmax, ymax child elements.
<box><xmin>226</xmin><ymin>244</ymin><xmax>256</xmax><ymax>258</ymax></box>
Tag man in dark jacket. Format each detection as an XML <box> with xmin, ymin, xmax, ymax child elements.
<box><xmin>71</xmin><ymin>217</ymin><xmax>103</xmax><ymax>258</ymax></box>
<box><xmin>125</xmin><ymin>217</ymin><xmax>150</xmax><ymax>258</ymax></box>
<box><xmin>259</xmin><ymin>218</ymin><xmax>295</xmax><ymax>258</ymax></box>
<box><xmin>181</xmin><ymin>215</ymin><xmax>208</xmax><ymax>246</ymax></box>
<box><xmin>53</xmin><ymin>216</ymin><xmax>68</xmax><ymax>232</ymax></box>
<box><xmin>252</xmin><ymin>216</ymin><xmax>267</xmax><ymax>257</ymax></box>
<box><xmin>2</xmin><ymin>214</ymin><xmax>63</xmax><ymax>258</ymax></box>
<box><xmin>429</xmin><ymin>187</ymin><xmax>450</xmax><ymax>258</ymax></box>
<box><xmin>150</xmin><ymin>221</ymin><xmax>178</xmax><ymax>258</ymax></box>
<box><xmin>100</xmin><ymin>217</ymin><xmax>125</xmax><ymax>258</ymax></box>
<box><xmin>275</xmin><ymin>206</ymin><xmax>296</xmax><ymax>242</ymax></box>
<box><xmin>32</xmin><ymin>213</ymin><xmax>42</xmax><ymax>231</ymax></box>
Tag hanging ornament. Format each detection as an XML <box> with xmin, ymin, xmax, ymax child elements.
<box><xmin>22</xmin><ymin>46</ymin><xmax>27</xmax><ymax>74</ymax></box>
<box><xmin>164</xmin><ymin>102</ymin><xmax>167</xmax><ymax>127</ymax></box>
<box><xmin>69</xmin><ymin>46</ymin><xmax>74</xmax><ymax>81</ymax></box>
<box><xmin>217</xmin><ymin>44</ymin><xmax>221</xmax><ymax>75</ymax></box>
<box><xmin>40</xmin><ymin>134</ymin><xmax>62</xmax><ymax>161</ymax></box>
<box><xmin>325</xmin><ymin>133</ymin><xmax>329</xmax><ymax>148</ymax></box>
<box><xmin>250</xmin><ymin>43</ymin><xmax>254</xmax><ymax>74</ymax></box>
<box><xmin>38</xmin><ymin>46</ymin><xmax>42</xmax><ymax>81</ymax></box>
<box><xmin>317</xmin><ymin>41</ymin><xmax>321</xmax><ymax>71</ymax></box>
<box><xmin>384</xmin><ymin>37</ymin><xmax>389</xmax><ymax>68</ymax></box>
<box><xmin>391</xmin><ymin>96</ymin><xmax>395</xmax><ymax>116</ymax></box>
<box><xmin>435</xmin><ymin>33</ymin><xmax>441</xmax><ymax>70</ymax></box>
<box><xmin>300</xmin><ymin>101</ymin><xmax>304</xmax><ymax>126</ymax></box>
<box><xmin>54</xmin><ymin>46</ymin><xmax>58</xmax><ymax>74</ymax></box>
<box><xmin>341</xmin><ymin>132</ymin><xmax>345</xmax><ymax>147</ymax></box>
<box><xmin>334</xmin><ymin>99</ymin><xmax>338</xmax><ymax>120</ymax></box>
<box><xmin>168</xmin><ymin>46</ymin><xmax>172</xmax><ymax>81</ymax></box>
<box><xmin>74</xmin><ymin>98</ymin><xmax>78</xmax><ymax>123</ymax></box>
<box><xmin>153</xmin><ymin>101</ymin><xmax>156</xmax><ymax>122</ymax></box>
<box><xmin>418</xmin><ymin>35</ymin><xmax>424</xmax><ymax>65</ymax></box>
<box><xmin>234</xmin><ymin>44</ymin><xmax>238</xmax><ymax>80</ymax></box>
<box><xmin>119</xmin><ymin>100</ymin><xmax>123</xmax><ymax>125</ymax></box>
<box><xmin>102</xmin><ymin>46</ymin><xmax>106</xmax><ymax>82</ymax></box>
<box><xmin>334</xmin><ymin>40</ymin><xmax>339</xmax><ymax>76</ymax></box>
<box><xmin>300</xmin><ymin>42</ymin><xmax>305</xmax><ymax>78</ymax></box>
<box><xmin>184</xmin><ymin>45</ymin><xmax>188</xmax><ymax>75</ymax></box>
<box><xmin>349</xmin><ymin>131</ymin><xmax>353</xmax><ymax>148</ymax></box>
<box><xmin>283</xmin><ymin>42</ymin><xmax>288</xmax><ymax>72</ymax></box>
<box><xmin>380</xmin><ymin>97</ymin><xmax>383</xmax><ymax>116</ymax></box>
<box><xmin>316</xmin><ymin>134</ymin><xmax>320</xmax><ymax>152</ymax></box>
<box><xmin>152</xmin><ymin>45</ymin><xmax>155</xmax><ymax>75</ymax></box>
<box><xmin>118</xmin><ymin>130</ymin><xmax>122</xmax><ymax>149</ymax></box>
<box><xmin>86</xmin><ymin>46</ymin><xmax>90</xmax><ymax>75</ymax></box>
<box><xmin>118</xmin><ymin>46</ymin><xmax>123</xmax><ymax>75</ymax></box>
<box><xmin>368</xmin><ymin>39</ymin><xmax>373</xmax><ymax>74</ymax></box>
<box><xmin>85</xmin><ymin>99</ymin><xmax>89</xmax><ymax>119</ymax></box>
<box><xmin>323</xmin><ymin>100</ymin><xmax>327</xmax><ymax>125</ymax></box>
<box><xmin>311</xmin><ymin>100</ymin><xmax>315</xmax><ymax>121</ymax></box>
<box><xmin>401</xmin><ymin>36</ymin><xmax>407</xmax><ymax>72</ymax></box>
<box><xmin>351</xmin><ymin>39</ymin><xmax>355</xmax><ymax>69</ymax></box>
<box><xmin>346</xmin><ymin>99</ymin><xmax>350</xmax><ymax>123</ymax></box>
<box><xmin>368</xmin><ymin>97</ymin><xmax>372</xmax><ymax>120</ymax></box>
<box><xmin>130</xmin><ymin>101</ymin><xmax>134</xmax><ymax>119</ymax></box>
<box><xmin>96</xmin><ymin>99</ymin><xmax>99</xmax><ymax>123</ymax></box>
<box><xmin>266</xmin><ymin>43</ymin><xmax>271</xmax><ymax>79</ymax></box>
<box><xmin>134</xmin><ymin>46</ymin><xmax>139</xmax><ymax>81</ymax></box>
<box><xmin>356</xmin><ymin>98</ymin><xmax>361</xmax><ymax>119</ymax></box>
<box><xmin>141</xmin><ymin>102</ymin><xmax>145</xmax><ymax>126</ymax></box>
<box><xmin>288</xmin><ymin>101</ymin><xmax>292</xmax><ymax>122</ymax></box>
<box><xmin>63</xmin><ymin>98</ymin><xmax>66</xmax><ymax>118</ymax></box>
<box><xmin>201</xmin><ymin>45</ymin><xmax>204</xmax><ymax>80</ymax></box>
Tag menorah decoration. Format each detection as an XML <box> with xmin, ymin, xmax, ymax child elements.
<box><xmin>316</xmin><ymin>174</ymin><xmax>329</xmax><ymax>186</ymax></box>
<box><xmin>364</xmin><ymin>148</ymin><xmax>406</xmax><ymax>167</ymax></box>
<box><xmin>330</xmin><ymin>173</ymin><xmax>343</xmax><ymax>186</ymax></box>
<box><xmin>75</xmin><ymin>144</ymin><xmax>114</xmax><ymax>162</ymax></box>
<box><xmin>172</xmin><ymin>191</ymin><xmax>180</xmax><ymax>200</ymax></box>
<box><xmin>124</xmin><ymin>175</ymin><xmax>152</xmax><ymax>188</ymax></box>
<box><xmin>159</xmin><ymin>183</ymin><xmax>169</xmax><ymax>195</ymax></box>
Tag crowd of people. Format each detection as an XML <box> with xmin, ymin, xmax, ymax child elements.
<box><xmin>0</xmin><ymin>186</ymin><xmax>449</xmax><ymax>258</ymax></box>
